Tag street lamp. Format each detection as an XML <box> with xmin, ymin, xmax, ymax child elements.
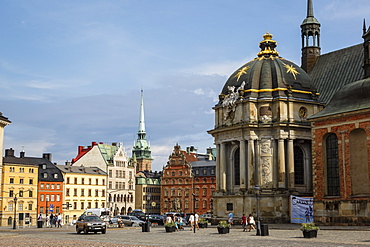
<box><xmin>254</xmin><ymin>185</ymin><xmax>261</xmax><ymax>236</ymax></box>
<box><xmin>3</xmin><ymin>191</ymin><xmax>24</xmax><ymax>229</ymax></box>
<box><xmin>146</xmin><ymin>193</ymin><xmax>151</xmax><ymax>216</ymax></box>
<box><xmin>192</xmin><ymin>193</ymin><xmax>198</xmax><ymax>233</ymax></box>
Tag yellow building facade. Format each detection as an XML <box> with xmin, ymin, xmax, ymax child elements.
<box><xmin>1</xmin><ymin>149</ymin><xmax>39</xmax><ymax>227</ymax></box>
<box><xmin>57</xmin><ymin>165</ymin><xmax>107</xmax><ymax>223</ymax></box>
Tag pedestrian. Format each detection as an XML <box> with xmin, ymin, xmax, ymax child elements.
<box><xmin>46</xmin><ymin>214</ymin><xmax>50</xmax><ymax>228</ymax></box>
<box><xmin>241</xmin><ymin>213</ymin><xmax>247</xmax><ymax>232</ymax></box>
<box><xmin>165</xmin><ymin>214</ymin><xmax>172</xmax><ymax>224</ymax></box>
<box><xmin>228</xmin><ymin>211</ymin><xmax>234</xmax><ymax>227</ymax></box>
<box><xmin>178</xmin><ymin>217</ymin><xmax>183</xmax><ymax>231</ymax></box>
<box><xmin>57</xmin><ymin>213</ymin><xmax>62</xmax><ymax>228</ymax></box>
<box><xmin>194</xmin><ymin>213</ymin><xmax>200</xmax><ymax>230</ymax></box>
<box><xmin>248</xmin><ymin>214</ymin><xmax>256</xmax><ymax>232</ymax></box>
<box><xmin>49</xmin><ymin>214</ymin><xmax>54</xmax><ymax>228</ymax></box>
<box><xmin>189</xmin><ymin>214</ymin><xmax>195</xmax><ymax>231</ymax></box>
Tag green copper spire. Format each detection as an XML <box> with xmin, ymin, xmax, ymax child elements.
<box><xmin>132</xmin><ymin>88</ymin><xmax>152</xmax><ymax>161</ymax></box>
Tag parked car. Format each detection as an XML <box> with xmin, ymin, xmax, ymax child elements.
<box><xmin>200</xmin><ymin>214</ymin><xmax>213</xmax><ymax>222</ymax></box>
<box><xmin>116</xmin><ymin>215</ymin><xmax>145</xmax><ymax>227</ymax></box>
<box><xmin>148</xmin><ymin>215</ymin><xmax>165</xmax><ymax>225</ymax></box>
<box><xmin>128</xmin><ymin>211</ymin><xmax>146</xmax><ymax>221</ymax></box>
<box><xmin>76</xmin><ymin>215</ymin><xmax>107</xmax><ymax>234</ymax></box>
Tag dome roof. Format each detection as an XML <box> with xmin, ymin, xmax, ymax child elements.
<box><xmin>309</xmin><ymin>78</ymin><xmax>370</xmax><ymax>119</ymax></box>
<box><xmin>220</xmin><ymin>32</ymin><xmax>318</xmax><ymax>101</ymax></box>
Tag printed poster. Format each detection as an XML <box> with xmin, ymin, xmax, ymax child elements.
<box><xmin>290</xmin><ymin>195</ymin><xmax>313</xmax><ymax>223</ymax></box>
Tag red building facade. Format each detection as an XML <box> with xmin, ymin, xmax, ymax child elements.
<box><xmin>161</xmin><ymin>144</ymin><xmax>215</xmax><ymax>215</ymax></box>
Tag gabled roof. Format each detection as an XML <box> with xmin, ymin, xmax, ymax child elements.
<box><xmin>310</xmin><ymin>44</ymin><xmax>364</xmax><ymax>103</ymax></box>
<box><xmin>97</xmin><ymin>144</ymin><xmax>119</xmax><ymax>166</ymax></box>
<box><xmin>56</xmin><ymin>165</ymin><xmax>107</xmax><ymax>175</ymax></box>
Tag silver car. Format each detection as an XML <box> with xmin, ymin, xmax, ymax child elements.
<box><xmin>116</xmin><ymin>215</ymin><xmax>145</xmax><ymax>227</ymax></box>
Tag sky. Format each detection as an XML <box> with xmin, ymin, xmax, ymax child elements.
<box><xmin>0</xmin><ymin>0</ymin><xmax>369</xmax><ymax>171</ymax></box>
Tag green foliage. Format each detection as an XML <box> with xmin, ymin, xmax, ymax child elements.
<box><xmin>199</xmin><ymin>218</ymin><xmax>208</xmax><ymax>224</ymax></box>
<box><xmin>217</xmin><ymin>220</ymin><xmax>230</xmax><ymax>228</ymax></box>
<box><xmin>165</xmin><ymin>222</ymin><xmax>176</xmax><ymax>227</ymax></box>
<box><xmin>300</xmin><ymin>223</ymin><xmax>319</xmax><ymax>232</ymax></box>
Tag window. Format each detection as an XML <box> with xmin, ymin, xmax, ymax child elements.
<box><xmin>56</xmin><ymin>194</ymin><xmax>60</xmax><ymax>202</ymax></box>
<box><xmin>81</xmin><ymin>202</ymin><xmax>85</xmax><ymax>210</ymax></box>
<box><xmin>66</xmin><ymin>189</ymin><xmax>70</xmax><ymax>196</ymax></box>
<box><xmin>20</xmin><ymin>178</ymin><xmax>24</xmax><ymax>184</ymax></box>
<box><xmin>195</xmin><ymin>201</ymin><xmax>199</xmax><ymax>209</ymax></box>
<box><xmin>43</xmin><ymin>173</ymin><xmax>47</xmax><ymax>178</ymax></box>
<box><xmin>67</xmin><ymin>177</ymin><xmax>70</xmax><ymax>184</ymax></box>
<box><xmin>40</xmin><ymin>194</ymin><xmax>44</xmax><ymax>202</ymax></box>
<box><xmin>56</xmin><ymin>184</ymin><xmax>60</xmax><ymax>190</ymax></box>
<box><xmin>18</xmin><ymin>204</ymin><xmax>23</xmax><ymax>211</ymax></box>
<box><xmin>20</xmin><ymin>168</ymin><xmax>24</xmax><ymax>173</ymax></box>
<box><xmin>51</xmin><ymin>184</ymin><xmax>54</xmax><ymax>189</ymax></box>
<box><xmin>203</xmin><ymin>188</ymin><xmax>207</xmax><ymax>196</ymax></box>
<box><xmin>40</xmin><ymin>207</ymin><xmax>44</xmax><ymax>214</ymax></box>
<box><xmin>294</xmin><ymin>146</ymin><xmax>305</xmax><ymax>184</ymax></box>
<box><xmin>42</xmin><ymin>164</ymin><xmax>46</xmax><ymax>169</ymax></box>
<box><xmin>95</xmin><ymin>202</ymin><xmax>98</xmax><ymax>208</ymax></box>
<box><xmin>195</xmin><ymin>170</ymin><xmax>199</xmax><ymax>175</ymax></box>
<box><xmin>88</xmin><ymin>202</ymin><xmax>91</xmax><ymax>208</ymax></box>
<box><xmin>89</xmin><ymin>178</ymin><xmax>92</xmax><ymax>185</ymax></box>
<box><xmin>234</xmin><ymin>148</ymin><xmax>240</xmax><ymax>185</ymax></box>
<box><xmin>129</xmin><ymin>171</ymin><xmax>132</xmax><ymax>178</ymax></box>
<box><xmin>82</xmin><ymin>178</ymin><xmax>85</xmax><ymax>184</ymax></box>
<box><xmin>46</xmin><ymin>184</ymin><xmax>50</xmax><ymax>189</ymax></box>
<box><xmin>28</xmin><ymin>204</ymin><xmax>32</xmax><ymax>211</ymax></box>
<box><xmin>102</xmin><ymin>190</ymin><xmax>105</xmax><ymax>197</ymax></box>
<box><xmin>109</xmin><ymin>170</ymin><xmax>112</xmax><ymax>178</ymax></box>
<box><xmin>326</xmin><ymin>134</ymin><xmax>340</xmax><ymax>196</ymax></box>
<box><xmin>73</xmin><ymin>189</ymin><xmax>77</xmax><ymax>196</ymax></box>
<box><xmin>226</xmin><ymin>203</ymin><xmax>233</xmax><ymax>211</ymax></box>
<box><xmin>95</xmin><ymin>190</ymin><xmax>99</xmax><ymax>197</ymax></box>
<box><xmin>102</xmin><ymin>179</ymin><xmax>105</xmax><ymax>185</ymax></box>
<box><xmin>96</xmin><ymin>179</ymin><xmax>98</xmax><ymax>185</ymax></box>
<box><xmin>50</xmin><ymin>194</ymin><xmax>54</xmax><ymax>201</ymax></box>
<box><xmin>88</xmin><ymin>189</ymin><xmax>92</xmax><ymax>197</ymax></box>
<box><xmin>29</xmin><ymin>191</ymin><xmax>33</xmax><ymax>197</ymax></box>
<box><xmin>109</xmin><ymin>181</ymin><xmax>112</xmax><ymax>189</ymax></box>
<box><xmin>56</xmin><ymin>207</ymin><xmax>60</xmax><ymax>214</ymax></box>
<box><xmin>54</xmin><ymin>174</ymin><xmax>58</xmax><ymax>179</ymax></box>
<box><xmin>179</xmin><ymin>171</ymin><xmax>182</xmax><ymax>176</ymax></box>
<box><xmin>9</xmin><ymin>178</ymin><xmax>14</xmax><ymax>184</ymax></box>
<box><xmin>29</xmin><ymin>179</ymin><xmax>33</xmax><ymax>185</ymax></box>
<box><xmin>203</xmin><ymin>200</ymin><xmax>207</xmax><ymax>208</ymax></box>
<box><xmin>19</xmin><ymin>191</ymin><xmax>23</xmax><ymax>197</ymax></box>
<box><xmin>46</xmin><ymin>194</ymin><xmax>50</xmax><ymax>202</ymax></box>
<box><xmin>203</xmin><ymin>169</ymin><xmax>207</xmax><ymax>175</ymax></box>
<box><xmin>74</xmin><ymin>178</ymin><xmax>78</xmax><ymax>184</ymax></box>
<box><xmin>8</xmin><ymin>204</ymin><xmax>13</xmax><ymax>211</ymax></box>
<box><xmin>10</xmin><ymin>167</ymin><xmax>14</xmax><ymax>172</ymax></box>
<box><xmin>172</xmin><ymin>172</ymin><xmax>175</xmax><ymax>176</ymax></box>
<box><xmin>211</xmin><ymin>169</ymin><xmax>215</xmax><ymax>175</ymax></box>
<box><xmin>81</xmin><ymin>189</ymin><xmax>85</xmax><ymax>196</ymax></box>
<box><xmin>195</xmin><ymin>188</ymin><xmax>199</xmax><ymax>196</ymax></box>
<box><xmin>9</xmin><ymin>190</ymin><xmax>14</xmax><ymax>197</ymax></box>
<box><xmin>73</xmin><ymin>202</ymin><xmax>77</xmax><ymax>210</ymax></box>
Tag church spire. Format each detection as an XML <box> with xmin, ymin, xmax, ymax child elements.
<box><xmin>138</xmin><ymin>87</ymin><xmax>146</xmax><ymax>138</ymax></box>
<box><xmin>132</xmin><ymin>88</ymin><xmax>152</xmax><ymax>172</ymax></box>
<box><xmin>301</xmin><ymin>0</ymin><xmax>321</xmax><ymax>73</ymax></box>
<box><xmin>307</xmin><ymin>0</ymin><xmax>314</xmax><ymax>18</ymax></box>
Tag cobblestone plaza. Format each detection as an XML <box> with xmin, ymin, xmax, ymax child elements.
<box><xmin>0</xmin><ymin>225</ymin><xmax>369</xmax><ymax>246</ymax></box>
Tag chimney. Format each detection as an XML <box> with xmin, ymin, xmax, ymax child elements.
<box><xmin>112</xmin><ymin>142</ymin><xmax>117</xmax><ymax>146</ymax></box>
<box><xmin>65</xmin><ymin>161</ymin><xmax>71</xmax><ymax>166</ymax></box>
<box><xmin>20</xmin><ymin>151</ymin><xmax>25</xmax><ymax>158</ymax></box>
<box><xmin>5</xmin><ymin>148</ymin><xmax>15</xmax><ymax>157</ymax></box>
<box><xmin>43</xmin><ymin>153</ymin><xmax>52</xmax><ymax>161</ymax></box>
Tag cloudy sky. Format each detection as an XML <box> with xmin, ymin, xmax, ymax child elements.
<box><xmin>0</xmin><ymin>0</ymin><xmax>368</xmax><ymax>171</ymax></box>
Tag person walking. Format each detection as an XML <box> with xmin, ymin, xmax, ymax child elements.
<box><xmin>57</xmin><ymin>213</ymin><xmax>62</xmax><ymax>228</ymax></box>
<box><xmin>228</xmin><ymin>211</ymin><xmax>234</xmax><ymax>227</ymax></box>
<box><xmin>49</xmin><ymin>214</ymin><xmax>54</xmax><ymax>228</ymax></box>
<box><xmin>248</xmin><ymin>214</ymin><xmax>256</xmax><ymax>232</ymax></box>
<box><xmin>189</xmin><ymin>214</ymin><xmax>195</xmax><ymax>231</ymax></box>
<box><xmin>46</xmin><ymin>214</ymin><xmax>50</xmax><ymax>228</ymax></box>
<box><xmin>194</xmin><ymin>213</ymin><xmax>200</xmax><ymax>230</ymax></box>
<box><xmin>241</xmin><ymin>213</ymin><xmax>247</xmax><ymax>232</ymax></box>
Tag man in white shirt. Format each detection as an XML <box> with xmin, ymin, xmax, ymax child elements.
<box><xmin>189</xmin><ymin>214</ymin><xmax>195</xmax><ymax>230</ymax></box>
<box><xmin>194</xmin><ymin>213</ymin><xmax>200</xmax><ymax>230</ymax></box>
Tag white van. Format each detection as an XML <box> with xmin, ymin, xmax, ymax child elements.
<box><xmin>84</xmin><ymin>208</ymin><xmax>110</xmax><ymax>222</ymax></box>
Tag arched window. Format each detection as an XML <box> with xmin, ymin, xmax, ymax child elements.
<box><xmin>326</xmin><ymin>134</ymin><xmax>340</xmax><ymax>196</ymax></box>
<box><xmin>294</xmin><ymin>146</ymin><xmax>304</xmax><ymax>184</ymax></box>
<box><xmin>234</xmin><ymin>148</ymin><xmax>240</xmax><ymax>185</ymax></box>
<box><xmin>350</xmin><ymin>129</ymin><xmax>369</xmax><ymax>195</ymax></box>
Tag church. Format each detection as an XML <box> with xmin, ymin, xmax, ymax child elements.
<box><xmin>208</xmin><ymin>0</ymin><xmax>370</xmax><ymax>224</ymax></box>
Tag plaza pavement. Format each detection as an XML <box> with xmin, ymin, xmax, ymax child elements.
<box><xmin>0</xmin><ymin>224</ymin><xmax>369</xmax><ymax>246</ymax></box>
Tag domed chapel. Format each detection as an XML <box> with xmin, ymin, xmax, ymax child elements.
<box><xmin>208</xmin><ymin>0</ymin><xmax>370</xmax><ymax>223</ymax></box>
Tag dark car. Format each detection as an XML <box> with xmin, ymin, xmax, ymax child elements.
<box><xmin>148</xmin><ymin>215</ymin><xmax>165</xmax><ymax>225</ymax></box>
<box><xmin>76</xmin><ymin>215</ymin><xmax>107</xmax><ymax>234</ymax></box>
<box><xmin>128</xmin><ymin>211</ymin><xmax>146</xmax><ymax>221</ymax></box>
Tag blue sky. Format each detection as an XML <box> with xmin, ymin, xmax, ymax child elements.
<box><xmin>0</xmin><ymin>0</ymin><xmax>368</xmax><ymax>171</ymax></box>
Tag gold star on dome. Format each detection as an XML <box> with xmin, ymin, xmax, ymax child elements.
<box><xmin>234</xmin><ymin>66</ymin><xmax>250</xmax><ymax>81</ymax></box>
<box><xmin>283</xmin><ymin>63</ymin><xmax>300</xmax><ymax>80</ymax></box>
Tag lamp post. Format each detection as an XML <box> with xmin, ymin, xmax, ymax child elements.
<box><xmin>146</xmin><ymin>193</ymin><xmax>151</xmax><ymax>216</ymax></box>
<box><xmin>13</xmin><ymin>196</ymin><xmax>18</xmax><ymax>229</ymax></box>
<box><xmin>192</xmin><ymin>193</ymin><xmax>198</xmax><ymax>233</ymax></box>
<box><xmin>254</xmin><ymin>185</ymin><xmax>261</xmax><ymax>236</ymax></box>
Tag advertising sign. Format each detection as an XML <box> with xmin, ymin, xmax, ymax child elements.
<box><xmin>290</xmin><ymin>195</ymin><xmax>314</xmax><ymax>223</ymax></box>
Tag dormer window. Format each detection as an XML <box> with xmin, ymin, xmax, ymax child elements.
<box><xmin>42</xmin><ymin>164</ymin><xmax>47</xmax><ymax>170</ymax></box>
<box><xmin>43</xmin><ymin>173</ymin><xmax>47</xmax><ymax>178</ymax></box>
<box><xmin>54</xmin><ymin>174</ymin><xmax>58</xmax><ymax>179</ymax></box>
